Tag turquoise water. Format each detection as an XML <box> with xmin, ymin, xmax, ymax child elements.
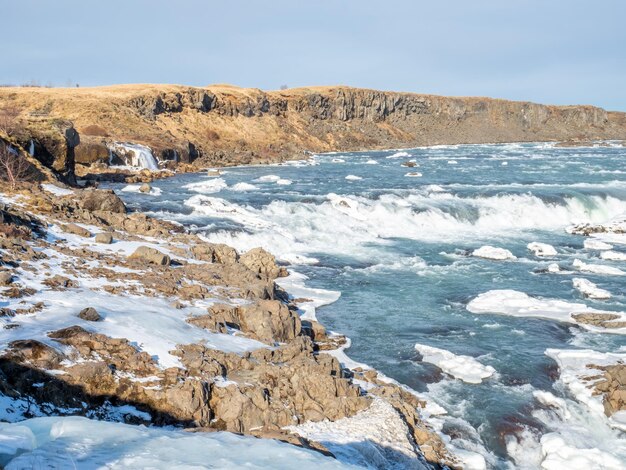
<box><xmin>109</xmin><ymin>143</ymin><xmax>626</xmax><ymax>468</ymax></box>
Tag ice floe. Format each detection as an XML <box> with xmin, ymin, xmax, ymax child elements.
<box><xmin>345</xmin><ymin>175</ymin><xmax>362</xmax><ymax>181</ymax></box>
<box><xmin>601</xmin><ymin>250</ymin><xmax>626</xmax><ymax>261</ymax></box>
<box><xmin>231</xmin><ymin>182</ymin><xmax>258</xmax><ymax>191</ymax></box>
<box><xmin>572</xmin><ymin>258</ymin><xmax>625</xmax><ymax>276</ymax></box>
<box><xmin>584</xmin><ymin>239</ymin><xmax>613</xmax><ymax>250</ymax></box>
<box><xmin>467</xmin><ymin>289</ymin><xmax>626</xmax><ymax>334</ymax></box>
<box><xmin>414</xmin><ymin>344</ymin><xmax>496</xmax><ymax>384</ymax></box>
<box><xmin>472</xmin><ymin>245</ymin><xmax>516</xmax><ymax>260</ymax></box>
<box><xmin>527</xmin><ymin>242</ymin><xmax>557</xmax><ymax>257</ymax></box>
<box><xmin>276</xmin><ymin>178</ymin><xmax>292</xmax><ymax>185</ymax></box>
<box><xmin>572</xmin><ymin>278</ymin><xmax>611</xmax><ymax>299</ymax></box>
<box><xmin>254</xmin><ymin>174</ymin><xmax>281</xmax><ymax>182</ymax></box>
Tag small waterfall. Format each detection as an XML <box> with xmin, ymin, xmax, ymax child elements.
<box><xmin>28</xmin><ymin>140</ymin><xmax>35</xmax><ymax>156</ymax></box>
<box><xmin>108</xmin><ymin>142</ymin><xmax>159</xmax><ymax>170</ymax></box>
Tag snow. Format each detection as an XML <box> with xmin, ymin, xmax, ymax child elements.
<box><xmin>601</xmin><ymin>250</ymin><xmax>626</xmax><ymax>261</ymax></box>
<box><xmin>584</xmin><ymin>239</ymin><xmax>613</xmax><ymax>250</ymax></box>
<box><xmin>544</xmin><ymin>348</ymin><xmax>626</xmax><ymax>419</ymax></box>
<box><xmin>572</xmin><ymin>278</ymin><xmax>611</xmax><ymax>299</ymax></box>
<box><xmin>41</xmin><ymin>184</ymin><xmax>74</xmax><ymax>197</ymax></box>
<box><xmin>572</xmin><ymin>258</ymin><xmax>625</xmax><ymax>276</ymax></box>
<box><xmin>527</xmin><ymin>242</ymin><xmax>557</xmax><ymax>257</ymax></box>
<box><xmin>0</xmin><ymin>417</ymin><xmax>355</xmax><ymax>469</ymax></box>
<box><xmin>183</xmin><ymin>177</ymin><xmax>227</xmax><ymax>193</ymax></box>
<box><xmin>414</xmin><ymin>344</ymin><xmax>496</xmax><ymax>384</ymax></box>
<box><xmin>467</xmin><ymin>289</ymin><xmax>626</xmax><ymax>334</ymax></box>
<box><xmin>276</xmin><ymin>271</ymin><xmax>340</xmax><ymax>322</ymax></box>
<box><xmin>121</xmin><ymin>184</ymin><xmax>162</xmax><ymax>196</ymax></box>
<box><xmin>345</xmin><ymin>175</ymin><xmax>362</xmax><ymax>181</ymax></box>
<box><xmin>471</xmin><ymin>245</ymin><xmax>516</xmax><ymax>260</ymax></box>
<box><xmin>286</xmin><ymin>399</ymin><xmax>428</xmax><ymax>469</ymax></box>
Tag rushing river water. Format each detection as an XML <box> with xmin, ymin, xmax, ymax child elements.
<box><xmin>109</xmin><ymin>143</ymin><xmax>626</xmax><ymax>469</ymax></box>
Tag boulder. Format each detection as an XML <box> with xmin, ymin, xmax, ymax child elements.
<box><xmin>192</xmin><ymin>243</ymin><xmax>239</xmax><ymax>264</ymax></box>
<box><xmin>79</xmin><ymin>189</ymin><xmax>126</xmax><ymax>213</ymax></box>
<box><xmin>95</xmin><ymin>232</ymin><xmax>113</xmax><ymax>244</ymax></box>
<box><xmin>62</xmin><ymin>223</ymin><xmax>91</xmax><ymax>238</ymax></box>
<box><xmin>129</xmin><ymin>246</ymin><xmax>171</xmax><ymax>266</ymax></box>
<box><xmin>139</xmin><ymin>183</ymin><xmax>152</xmax><ymax>193</ymax></box>
<box><xmin>0</xmin><ymin>271</ymin><xmax>13</xmax><ymax>286</ymax></box>
<box><xmin>240</xmin><ymin>247</ymin><xmax>283</xmax><ymax>280</ymax></box>
<box><xmin>78</xmin><ymin>307</ymin><xmax>101</xmax><ymax>321</ymax></box>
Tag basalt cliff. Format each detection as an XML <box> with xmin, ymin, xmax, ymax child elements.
<box><xmin>1</xmin><ymin>84</ymin><xmax>626</xmax><ymax>183</ymax></box>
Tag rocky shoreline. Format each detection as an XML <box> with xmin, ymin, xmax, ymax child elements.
<box><xmin>0</xmin><ymin>183</ymin><xmax>460</xmax><ymax>468</ymax></box>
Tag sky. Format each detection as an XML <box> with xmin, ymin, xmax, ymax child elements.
<box><xmin>2</xmin><ymin>0</ymin><xmax>625</xmax><ymax>110</ymax></box>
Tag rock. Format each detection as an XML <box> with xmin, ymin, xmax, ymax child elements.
<box><xmin>191</xmin><ymin>300</ymin><xmax>301</xmax><ymax>343</ymax></box>
<box><xmin>139</xmin><ymin>183</ymin><xmax>152</xmax><ymax>193</ymax></box>
<box><xmin>62</xmin><ymin>223</ymin><xmax>91</xmax><ymax>238</ymax></box>
<box><xmin>78</xmin><ymin>307</ymin><xmax>101</xmax><ymax>321</ymax></box>
<box><xmin>128</xmin><ymin>246</ymin><xmax>171</xmax><ymax>266</ymax></box>
<box><xmin>192</xmin><ymin>243</ymin><xmax>239</xmax><ymax>264</ymax></box>
<box><xmin>0</xmin><ymin>271</ymin><xmax>13</xmax><ymax>286</ymax></box>
<box><xmin>240</xmin><ymin>247</ymin><xmax>282</xmax><ymax>280</ymax></box>
<box><xmin>43</xmin><ymin>275</ymin><xmax>78</xmax><ymax>289</ymax></box>
<box><xmin>401</xmin><ymin>161</ymin><xmax>417</xmax><ymax>167</ymax></box>
<box><xmin>95</xmin><ymin>232</ymin><xmax>113</xmax><ymax>244</ymax></box>
<box><xmin>79</xmin><ymin>189</ymin><xmax>126</xmax><ymax>213</ymax></box>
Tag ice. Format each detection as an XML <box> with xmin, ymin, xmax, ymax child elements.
<box><xmin>584</xmin><ymin>239</ymin><xmax>613</xmax><ymax>250</ymax></box>
<box><xmin>276</xmin><ymin>178</ymin><xmax>292</xmax><ymax>185</ymax></box>
<box><xmin>41</xmin><ymin>184</ymin><xmax>73</xmax><ymax>197</ymax></box>
<box><xmin>404</xmin><ymin>172</ymin><xmax>422</xmax><ymax>177</ymax></box>
<box><xmin>527</xmin><ymin>242</ymin><xmax>557</xmax><ymax>257</ymax></box>
<box><xmin>601</xmin><ymin>250</ymin><xmax>626</xmax><ymax>261</ymax></box>
<box><xmin>109</xmin><ymin>142</ymin><xmax>159</xmax><ymax>170</ymax></box>
<box><xmin>547</xmin><ymin>263</ymin><xmax>561</xmax><ymax>273</ymax></box>
<box><xmin>121</xmin><ymin>184</ymin><xmax>162</xmax><ymax>196</ymax></box>
<box><xmin>472</xmin><ymin>245</ymin><xmax>516</xmax><ymax>260</ymax></box>
<box><xmin>276</xmin><ymin>271</ymin><xmax>340</xmax><ymax>321</ymax></box>
<box><xmin>286</xmin><ymin>400</ymin><xmax>428</xmax><ymax>469</ymax></box>
<box><xmin>414</xmin><ymin>344</ymin><xmax>495</xmax><ymax>384</ymax></box>
<box><xmin>448</xmin><ymin>160</ymin><xmax>458</xmax><ymax>164</ymax></box>
<box><xmin>467</xmin><ymin>289</ymin><xmax>626</xmax><ymax>333</ymax></box>
<box><xmin>0</xmin><ymin>417</ymin><xmax>355</xmax><ymax>469</ymax></box>
<box><xmin>345</xmin><ymin>175</ymin><xmax>362</xmax><ymax>181</ymax></box>
<box><xmin>231</xmin><ymin>182</ymin><xmax>258</xmax><ymax>191</ymax></box>
<box><xmin>183</xmin><ymin>177</ymin><xmax>227</xmax><ymax>193</ymax></box>
<box><xmin>364</xmin><ymin>159</ymin><xmax>378</xmax><ymax>164</ymax></box>
<box><xmin>572</xmin><ymin>258</ymin><xmax>625</xmax><ymax>276</ymax></box>
<box><xmin>609</xmin><ymin>411</ymin><xmax>626</xmax><ymax>432</ymax></box>
<box><xmin>540</xmin><ymin>433</ymin><xmax>623</xmax><ymax>470</ymax></box>
<box><xmin>572</xmin><ymin>278</ymin><xmax>611</xmax><ymax>299</ymax></box>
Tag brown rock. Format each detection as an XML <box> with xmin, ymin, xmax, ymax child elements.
<box><xmin>128</xmin><ymin>246</ymin><xmax>171</xmax><ymax>266</ymax></box>
<box><xmin>80</xmin><ymin>189</ymin><xmax>126</xmax><ymax>213</ymax></box>
<box><xmin>240</xmin><ymin>247</ymin><xmax>282</xmax><ymax>280</ymax></box>
<box><xmin>62</xmin><ymin>223</ymin><xmax>91</xmax><ymax>238</ymax></box>
<box><xmin>0</xmin><ymin>271</ymin><xmax>13</xmax><ymax>286</ymax></box>
<box><xmin>95</xmin><ymin>232</ymin><xmax>113</xmax><ymax>244</ymax></box>
<box><xmin>139</xmin><ymin>183</ymin><xmax>152</xmax><ymax>193</ymax></box>
<box><xmin>78</xmin><ymin>307</ymin><xmax>101</xmax><ymax>321</ymax></box>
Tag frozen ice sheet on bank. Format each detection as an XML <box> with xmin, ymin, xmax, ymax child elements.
<box><xmin>414</xmin><ymin>344</ymin><xmax>496</xmax><ymax>384</ymax></box>
<box><xmin>0</xmin><ymin>416</ymin><xmax>356</xmax><ymax>470</ymax></box>
<box><xmin>472</xmin><ymin>245</ymin><xmax>516</xmax><ymax>260</ymax></box>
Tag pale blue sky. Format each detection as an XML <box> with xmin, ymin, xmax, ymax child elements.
<box><xmin>2</xmin><ymin>1</ymin><xmax>625</xmax><ymax>110</ymax></box>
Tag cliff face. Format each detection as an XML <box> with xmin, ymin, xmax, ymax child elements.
<box><xmin>1</xmin><ymin>84</ymin><xmax>625</xmax><ymax>171</ymax></box>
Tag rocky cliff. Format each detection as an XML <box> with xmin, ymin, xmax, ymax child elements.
<box><xmin>2</xmin><ymin>84</ymin><xmax>626</xmax><ymax>174</ymax></box>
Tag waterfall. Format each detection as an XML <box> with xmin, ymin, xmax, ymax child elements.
<box><xmin>108</xmin><ymin>142</ymin><xmax>159</xmax><ymax>170</ymax></box>
<box><xmin>28</xmin><ymin>140</ymin><xmax>35</xmax><ymax>156</ymax></box>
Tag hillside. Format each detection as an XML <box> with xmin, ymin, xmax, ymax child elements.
<box><xmin>1</xmin><ymin>84</ymin><xmax>626</xmax><ymax>181</ymax></box>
